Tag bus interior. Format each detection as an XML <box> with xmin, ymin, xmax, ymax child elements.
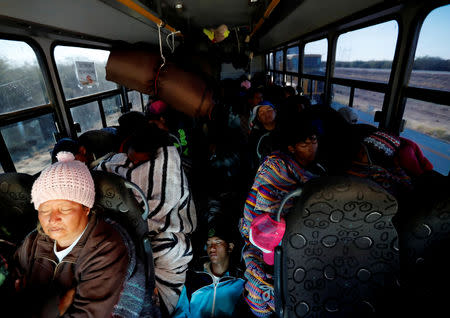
<box><xmin>1</xmin><ymin>0</ymin><xmax>449</xmax><ymax>317</ymax></box>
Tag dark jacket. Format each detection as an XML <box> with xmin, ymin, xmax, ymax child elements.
<box><xmin>13</xmin><ymin>214</ymin><xmax>129</xmax><ymax>318</ymax></box>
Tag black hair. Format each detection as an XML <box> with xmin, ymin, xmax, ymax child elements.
<box><xmin>247</xmin><ymin>87</ymin><xmax>264</xmax><ymax>100</ymax></box>
<box><xmin>118</xmin><ymin>111</ymin><xmax>148</xmax><ymax>138</ymax></box>
<box><xmin>79</xmin><ymin>129</ymin><xmax>120</xmax><ymax>159</ymax></box>
<box><xmin>283</xmin><ymin>86</ymin><xmax>296</xmax><ymax>97</ymax></box>
<box><xmin>274</xmin><ymin>113</ymin><xmax>318</xmax><ymax>153</ymax></box>
<box><xmin>51</xmin><ymin>138</ymin><xmax>80</xmax><ymax>163</ymax></box>
<box><xmin>127</xmin><ymin>123</ymin><xmax>169</xmax><ymax>159</ymax></box>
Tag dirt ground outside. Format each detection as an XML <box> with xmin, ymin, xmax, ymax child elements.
<box><xmin>333</xmin><ymin>68</ymin><xmax>450</xmax><ymax>142</ymax></box>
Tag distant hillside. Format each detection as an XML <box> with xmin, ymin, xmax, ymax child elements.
<box><xmin>334</xmin><ymin>56</ymin><xmax>450</xmax><ymax>72</ymax></box>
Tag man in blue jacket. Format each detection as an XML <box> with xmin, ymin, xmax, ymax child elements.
<box><xmin>173</xmin><ymin>219</ymin><xmax>247</xmax><ymax>317</ymax></box>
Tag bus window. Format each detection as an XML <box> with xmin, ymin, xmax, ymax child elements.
<box><xmin>352</xmin><ymin>89</ymin><xmax>384</xmax><ymax>125</ymax></box>
<box><xmin>103</xmin><ymin>94</ymin><xmax>123</xmax><ymax>126</ymax></box>
<box><xmin>286</xmin><ymin>47</ymin><xmax>298</xmax><ymax>73</ymax></box>
<box><xmin>269</xmin><ymin>52</ymin><xmax>274</xmax><ymax>70</ymax></box>
<box><xmin>1</xmin><ymin>38</ymin><xmax>56</xmax><ymax>174</ymax></box>
<box><xmin>409</xmin><ymin>5</ymin><xmax>450</xmax><ymax>92</ymax></box>
<box><xmin>331</xmin><ymin>84</ymin><xmax>351</xmax><ymax>108</ymax></box>
<box><xmin>128</xmin><ymin>90</ymin><xmax>144</xmax><ymax>112</ymax></box>
<box><xmin>293</xmin><ymin>76</ymin><xmax>299</xmax><ymax>91</ymax></box>
<box><xmin>1</xmin><ymin>114</ymin><xmax>56</xmax><ymax>174</ymax></box>
<box><xmin>0</xmin><ymin>39</ymin><xmax>49</xmax><ymax>113</ymax></box>
<box><xmin>285</xmin><ymin>75</ymin><xmax>299</xmax><ymax>91</ymax></box>
<box><xmin>54</xmin><ymin>46</ymin><xmax>116</xmax><ymax>100</ymax></box>
<box><xmin>71</xmin><ymin>102</ymin><xmax>103</xmax><ymax>133</ymax></box>
<box><xmin>331</xmin><ymin>85</ymin><xmax>383</xmax><ymax>126</ymax></box>
<box><xmin>275</xmin><ymin>50</ymin><xmax>283</xmax><ymax>71</ymax></box>
<box><xmin>402</xmin><ymin>99</ymin><xmax>449</xmax><ymax>175</ymax></box>
<box><xmin>402</xmin><ymin>5</ymin><xmax>450</xmax><ymax>176</ymax></box>
<box><xmin>303</xmin><ymin>38</ymin><xmax>327</xmax><ymax>76</ymax></box>
<box><xmin>302</xmin><ymin>79</ymin><xmax>325</xmax><ymax>105</ymax></box>
<box><xmin>274</xmin><ymin>73</ymin><xmax>283</xmax><ymax>86</ymax></box>
<box><xmin>143</xmin><ymin>94</ymin><xmax>151</xmax><ymax>108</ymax></box>
<box><xmin>335</xmin><ymin>21</ymin><xmax>398</xmax><ymax>83</ymax></box>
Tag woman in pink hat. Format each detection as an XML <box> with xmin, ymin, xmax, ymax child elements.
<box><xmin>10</xmin><ymin>152</ymin><xmax>153</xmax><ymax>317</ymax></box>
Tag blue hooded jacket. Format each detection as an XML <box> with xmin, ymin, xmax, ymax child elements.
<box><xmin>172</xmin><ymin>262</ymin><xmax>245</xmax><ymax>317</ymax></box>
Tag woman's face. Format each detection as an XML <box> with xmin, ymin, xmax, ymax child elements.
<box><xmin>257</xmin><ymin>105</ymin><xmax>276</xmax><ymax>126</ymax></box>
<box><xmin>38</xmin><ymin>200</ymin><xmax>90</xmax><ymax>249</ymax></box>
<box><xmin>288</xmin><ymin>135</ymin><xmax>318</xmax><ymax>166</ymax></box>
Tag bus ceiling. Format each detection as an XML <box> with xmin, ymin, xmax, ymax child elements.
<box><xmin>0</xmin><ymin>0</ymin><xmax>389</xmax><ymax>51</ymax></box>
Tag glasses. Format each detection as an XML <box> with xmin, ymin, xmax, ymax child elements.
<box><xmin>297</xmin><ymin>136</ymin><xmax>318</xmax><ymax>148</ymax></box>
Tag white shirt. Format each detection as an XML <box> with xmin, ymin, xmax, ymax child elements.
<box><xmin>54</xmin><ymin>225</ymin><xmax>88</xmax><ymax>263</ymax></box>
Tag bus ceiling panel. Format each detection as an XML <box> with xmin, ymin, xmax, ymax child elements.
<box><xmin>162</xmin><ymin>0</ymin><xmax>257</xmax><ymax>29</ymax></box>
<box><xmin>258</xmin><ymin>0</ymin><xmax>386</xmax><ymax>51</ymax></box>
<box><xmin>0</xmin><ymin>0</ymin><xmax>160</xmax><ymax>45</ymax></box>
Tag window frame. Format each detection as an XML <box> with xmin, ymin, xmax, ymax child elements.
<box><xmin>0</xmin><ymin>33</ymin><xmax>59</xmax><ymax>172</ymax></box>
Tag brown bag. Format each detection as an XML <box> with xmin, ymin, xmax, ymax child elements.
<box><xmin>106</xmin><ymin>49</ymin><xmax>214</xmax><ymax>117</ymax></box>
<box><xmin>105</xmin><ymin>49</ymin><xmax>160</xmax><ymax>95</ymax></box>
<box><xmin>157</xmin><ymin>63</ymin><xmax>214</xmax><ymax>118</ymax></box>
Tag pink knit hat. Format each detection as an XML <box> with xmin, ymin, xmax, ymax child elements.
<box><xmin>31</xmin><ymin>151</ymin><xmax>95</xmax><ymax>210</ymax></box>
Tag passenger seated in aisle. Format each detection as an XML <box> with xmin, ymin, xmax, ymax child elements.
<box><xmin>95</xmin><ymin>122</ymin><xmax>197</xmax><ymax>315</ymax></box>
<box><xmin>239</xmin><ymin>114</ymin><xmax>326</xmax><ymax>317</ymax></box>
<box><xmin>240</xmin><ymin>88</ymin><xmax>264</xmax><ymax>141</ymax></box>
<box><xmin>11</xmin><ymin>151</ymin><xmax>154</xmax><ymax>317</ymax></box>
<box><xmin>173</xmin><ymin>217</ymin><xmax>247</xmax><ymax>317</ymax></box>
<box><xmin>248</xmin><ymin>101</ymin><xmax>277</xmax><ymax>170</ymax></box>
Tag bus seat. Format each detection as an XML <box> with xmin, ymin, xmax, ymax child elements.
<box><xmin>0</xmin><ymin>173</ymin><xmax>37</xmax><ymax>244</ymax></box>
<box><xmin>274</xmin><ymin>176</ymin><xmax>400</xmax><ymax>318</ymax></box>
<box><xmin>91</xmin><ymin>170</ymin><xmax>155</xmax><ymax>291</ymax></box>
<box><xmin>396</xmin><ymin>174</ymin><xmax>450</xmax><ymax>316</ymax></box>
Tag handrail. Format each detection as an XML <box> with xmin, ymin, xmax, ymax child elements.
<box><xmin>256</xmin><ymin>132</ymin><xmax>271</xmax><ymax>161</ymax></box>
<box><xmin>168</xmin><ymin>133</ymin><xmax>183</xmax><ymax>156</ymax></box>
<box><xmin>247</xmin><ymin>0</ymin><xmax>281</xmax><ymax>42</ymax></box>
<box><xmin>114</xmin><ymin>0</ymin><xmax>180</xmax><ymax>35</ymax></box>
<box><xmin>275</xmin><ymin>188</ymin><xmax>303</xmax><ymax>222</ymax></box>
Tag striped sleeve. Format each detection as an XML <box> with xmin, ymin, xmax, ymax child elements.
<box><xmin>145</xmin><ymin>146</ymin><xmax>197</xmax><ymax>236</ymax></box>
<box><xmin>142</xmin><ymin>146</ymin><xmax>196</xmax><ymax>314</ymax></box>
